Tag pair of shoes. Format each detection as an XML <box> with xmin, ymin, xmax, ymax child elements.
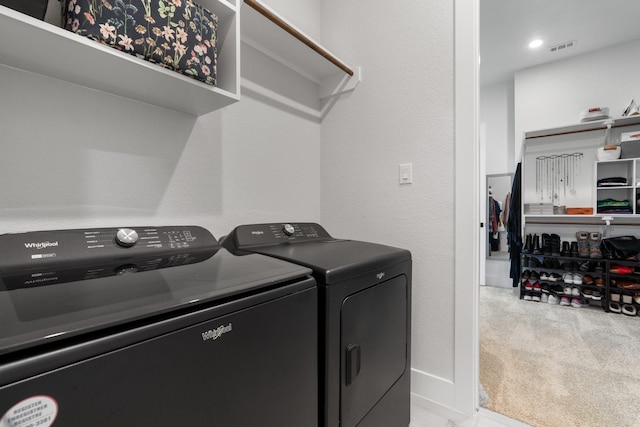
<box><xmin>549</xmin><ymin>284</ymin><xmax>564</xmax><ymax>294</ymax></box>
<box><xmin>570</xmin><ymin>241</ymin><xmax>579</xmax><ymax>257</ymax></box>
<box><xmin>610</xmin><ymin>302</ymin><xmax>622</xmax><ymax>313</ymax></box>
<box><xmin>571</xmin><ymin>297</ymin><xmax>586</xmax><ymax>308</ymax></box>
<box><xmin>523</xmin><ymin>291</ymin><xmax>541</xmax><ymax>302</ymax></box>
<box><xmin>589</xmin><ymin>232</ymin><xmax>603</xmax><ymax>259</ymax></box>
<box><xmin>576</xmin><ymin>232</ymin><xmax>590</xmax><ymax>258</ymax></box>
<box><xmin>563</xmin><ymin>272</ymin><xmax>583</xmax><ymax>285</ymax></box>
<box><xmin>582</xmin><ymin>289</ymin><xmax>603</xmax><ymax>300</ymax></box>
<box><xmin>623</xmin><ymin>304</ymin><xmax>637</xmax><ymax>316</ymax></box>
<box><xmin>562</xmin><ymin>286</ymin><xmax>580</xmax><ymax>296</ymax></box>
<box><xmin>548</xmin><ymin>273</ymin><xmax>562</xmax><ymax>281</ymax></box>
<box><xmin>561</xmin><ymin>261</ymin><xmax>578</xmax><ymax>271</ymax></box>
<box><xmin>611</xmin><ymin>265</ymin><xmax>634</xmax><ymax>275</ymax></box>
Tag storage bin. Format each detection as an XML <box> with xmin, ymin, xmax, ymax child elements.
<box><xmin>64</xmin><ymin>0</ymin><xmax>217</xmax><ymax>86</ymax></box>
<box><xmin>0</xmin><ymin>0</ymin><xmax>48</xmax><ymax>20</ymax></box>
<box><xmin>621</xmin><ymin>140</ymin><xmax>640</xmax><ymax>159</ymax></box>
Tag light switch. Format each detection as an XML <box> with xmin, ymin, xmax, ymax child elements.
<box><xmin>399</xmin><ymin>163</ymin><xmax>412</xmax><ymax>185</ymax></box>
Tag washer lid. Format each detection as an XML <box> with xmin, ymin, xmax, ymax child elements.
<box><xmin>0</xmin><ymin>247</ymin><xmax>312</xmax><ymax>356</ymax></box>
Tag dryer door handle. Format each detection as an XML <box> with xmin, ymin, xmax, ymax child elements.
<box><xmin>346</xmin><ymin>343</ymin><xmax>361</xmax><ymax>386</ymax></box>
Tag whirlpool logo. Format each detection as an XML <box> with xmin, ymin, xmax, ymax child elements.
<box><xmin>24</xmin><ymin>241</ymin><xmax>59</xmax><ymax>250</ymax></box>
<box><xmin>201</xmin><ymin>323</ymin><xmax>232</xmax><ymax>342</ymax></box>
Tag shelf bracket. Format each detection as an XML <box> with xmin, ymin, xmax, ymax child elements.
<box><xmin>602</xmin><ymin>215</ymin><xmax>614</xmax><ymax>237</ymax></box>
<box><xmin>320</xmin><ymin>66</ymin><xmax>362</xmax><ymax>100</ymax></box>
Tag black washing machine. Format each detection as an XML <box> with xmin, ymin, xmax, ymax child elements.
<box><xmin>0</xmin><ymin>226</ymin><xmax>318</xmax><ymax>427</ymax></box>
<box><xmin>221</xmin><ymin>222</ymin><xmax>411</xmax><ymax>427</ymax></box>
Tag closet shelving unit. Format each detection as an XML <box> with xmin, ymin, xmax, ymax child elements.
<box><xmin>0</xmin><ymin>1</ymin><xmax>240</xmax><ymax>116</ymax></box>
<box><xmin>520</xmin><ymin>116</ymin><xmax>640</xmax><ymax>316</ymax></box>
<box><xmin>240</xmin><ymin>0</ymin><xmax>361</xmax><ymax>118</ymax></box>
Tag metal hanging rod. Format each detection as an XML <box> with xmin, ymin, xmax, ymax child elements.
<box><xmin>535</xmin><ymin>153</ymin><xmax>583</xmax><ymax>161</ymax></box>
<box><xmin>243</xmin><ymin>0</ymin><xmax>355</xmax><ymax>76</ymax></box>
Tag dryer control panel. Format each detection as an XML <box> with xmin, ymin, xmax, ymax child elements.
<box><xmin>224</xmin><ymin>223</ymin><xmax>333</xmax><ymax>248</ymax></box>
<box><xmin>0</xmin><ymin>226</ymin><xmax>218</xmax><ymax>274</ymax></box>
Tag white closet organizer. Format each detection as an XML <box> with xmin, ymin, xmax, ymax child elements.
<box><xmin>521</xmin><ymin>117</ymin><xmax>640</xmax><ymax>315</ymax></box>
<box><xmin>523</xmin><ymin>115</ymin><xmax>640</xmax><ymax>227</ymax></box>
<box><xmin>595</xmin><ymin>158</ymin><xmax>640</xmax><ymax>215</ymax></box>
<box><xmin>0</xmin><ymin>1</ymin><xmax>240</xmax><ymax>116</ymax></box>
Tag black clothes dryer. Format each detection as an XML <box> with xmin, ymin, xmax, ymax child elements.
<box><xmin>0</xmin><ymin>226</ymin><xmax>318</xmax><ymax>427</ymax></box>
<box><xmin>221</xmin><ymin>222</ymin><xmax>412</xmax><ymax>427</ymax></box>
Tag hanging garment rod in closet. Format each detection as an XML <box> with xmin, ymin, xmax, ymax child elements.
<box><xmin>243</xmin><ymin>0</ymin><xmax>354</xmax><ymax>76</ymax></box>
<box><xmin>526</xmin><ymin>219</ymin><xmax>640</xmax><ymax>226</ymax></box>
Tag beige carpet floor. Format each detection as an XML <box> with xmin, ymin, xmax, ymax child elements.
<box><xmin>480</xmin><ymin>286</ymin><xmax>640</xmax><ymax>427</ymax></box>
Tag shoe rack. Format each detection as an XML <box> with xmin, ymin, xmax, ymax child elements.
<box><xmin>520</xmin><ymin>118</ymin><xmax>640</xmax><ymax>316</ymax></box>
<box><xmin>519</xmin><ymin>232</ymin><xmax>640</xmax><ymax>317</ymax></box>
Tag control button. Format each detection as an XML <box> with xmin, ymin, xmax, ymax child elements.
<box><xmin>282</xmin><ymin>223</ymin><xmax>295</xmax><ymax>236</ymax></box>
<box><xmin>116</xmin><ymin>228</ymin><xmax>139</xmax><ymax>247</ymax></box>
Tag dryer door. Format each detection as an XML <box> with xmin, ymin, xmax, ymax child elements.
<box><xmin>340</xmin><ymin>275</ymin><xmax>408</xmax><ymax>427</ymax></box>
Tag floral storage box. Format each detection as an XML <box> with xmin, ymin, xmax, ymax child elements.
<box><xmin>64</xmin><ymin>0</ymin><xmax>217</xmax><ymax>85</ymax></box>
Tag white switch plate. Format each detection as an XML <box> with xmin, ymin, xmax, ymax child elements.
<box><xmin>399</xmin><ymin>163</ymin><xmax>412</xmax><ymax>185</ymax></box>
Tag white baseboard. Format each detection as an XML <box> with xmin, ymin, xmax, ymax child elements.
<box><xmin>411</xmin><ymin>368</ymin><xmax>455</xmax><ymax>408</ymax></box>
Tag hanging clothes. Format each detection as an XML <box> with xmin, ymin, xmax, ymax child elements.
<box><xmin>507</xmin><ymin>163</ymin><xmax>522</xmax><ymax>287</ymax></box>
<box><xmin>488</xmin><ymin>196</ymin><xmax>502</xmax><ymax>251</ymax></box>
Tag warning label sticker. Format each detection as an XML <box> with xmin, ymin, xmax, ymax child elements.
<box><xmin>0</xmin><ymin>395</ymin><xmax>58</xmax><ymax>427</ymax></box>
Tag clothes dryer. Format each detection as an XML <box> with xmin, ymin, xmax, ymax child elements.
<box><xmin>221</xmin><ymin>222</ymin><xmax>411</xmax><ymax>427</ymax></box>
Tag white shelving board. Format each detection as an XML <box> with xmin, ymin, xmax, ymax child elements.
<box><xmin>0</xmin><ymin>1</ymin><xmax>240</xmax><ymax>116</ymax></box>
<box><xmin>525</xmin><ymin>115</ymin><xmax>640</xmax><ymax>140</ymax></box>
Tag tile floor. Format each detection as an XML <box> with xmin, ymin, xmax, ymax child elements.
<box><xmin>410</xmin><ymin>395</ymin><xmax>531</xmax><ymax>427</ymax></box>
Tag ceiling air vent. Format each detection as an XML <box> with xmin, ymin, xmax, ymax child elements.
<box><xmin>550</xmin><ymin>40</ymin><xmax>576</xmax><ymax>53</ymax></box>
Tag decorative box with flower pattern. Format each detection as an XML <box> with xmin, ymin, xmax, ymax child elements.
<box><xmin>64</xmin><ymin>0</ymin><xmax>217</xmax><ymax>85</ymax></box>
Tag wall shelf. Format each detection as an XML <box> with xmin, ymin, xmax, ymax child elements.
<box><xmin>0</xmin><ymin>1</ymin><xmax>240</xmax><ymax>116</ymax></box>
<box><xmin>240</xmin><ymin>0</ymin><xmax>360</xmax><ymax>101</ymax></box>
<box><xmin>525</xmin><ymin>115</ymin><xmax>640</xmax><ymax>140</ymax></box>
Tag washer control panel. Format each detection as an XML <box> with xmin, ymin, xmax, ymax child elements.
<box><xmin>224</xmin><ymin>223</ymin><xmax>333</xmax><ymax>249</ymax></box>
<box><xmin>0</xmin><ymin>226</ymin><xmax>218</xmax><ymax>273</ymax></box>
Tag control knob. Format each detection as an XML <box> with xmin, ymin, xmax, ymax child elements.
<box><xmin>282</xmin><ymin>223</ymin><xmax>295</xmax><ymax>236</ymax></box>
<box><xmin>115</xmin><ymin>228</ymin><xmax>139</xmax><ymax>248</ymax></box>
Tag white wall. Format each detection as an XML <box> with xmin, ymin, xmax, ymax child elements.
<box><xmin>480</xmin><ymin>81</ymin><xmax>515</xmax><ymax>174</ymax></box>
<box><xmin>320</xmin><ymin>0</ymin><xmax>459</xmax><ymax>406</ymax></box>
<box><xmin>515</xmin><ymin>38</ymin><xmax>640</xmax><ymax>160</ymax></box>
<box><xmin>0</xmin><ymin>7</ymin><xmax>322</xmax><ymax>238</ymax></box>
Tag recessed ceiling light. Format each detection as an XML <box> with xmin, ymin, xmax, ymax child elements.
<box><xmin>529</xmin><ymin>39</ymin><xmax>544</xmax><ymax>49</ymax></box>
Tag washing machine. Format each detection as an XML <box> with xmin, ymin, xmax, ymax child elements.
<box><xmin>221</xmin><ymin>222</ymin><xmax>411</xmax><ymax>427</ymax></box>
<box><xmin>0</xmin><ymin>225</ymin><xmax>318</xmax><ymax>427</ymax></box>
